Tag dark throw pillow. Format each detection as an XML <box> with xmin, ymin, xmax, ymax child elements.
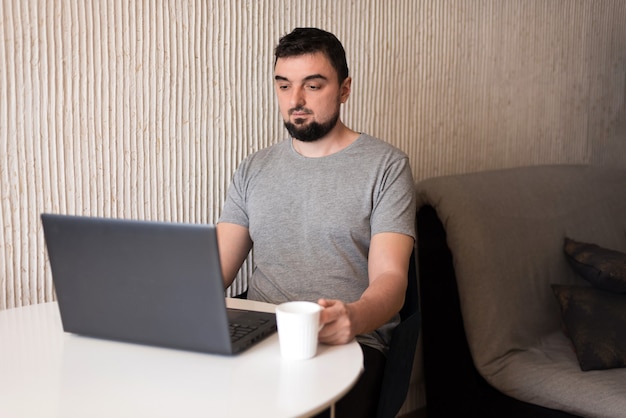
<box><xmin>563</xmin><ymin>237</ymin><xmax>626</xmax><ymax>293</ymax></box>
<box><xmin>552</xmin><ymin>284</ymin><xmax>626</xmax><ymax>371</ymax></box>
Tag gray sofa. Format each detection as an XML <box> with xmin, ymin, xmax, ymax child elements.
<box><xmin>415</xmin><ymin>165</ymin><xmax>626</xmax><ymax>418</ymax></box>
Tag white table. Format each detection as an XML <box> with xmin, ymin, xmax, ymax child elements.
<box><xmin>0</xmin><ymin>300</ymin><xmax>363</xmax><ymax>418</ymax></box>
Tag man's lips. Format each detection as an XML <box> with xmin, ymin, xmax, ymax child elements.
<box><xmin>289</xmin><ymin>108</ymin><xmax>312</xmax><ymax>117</ymax></box>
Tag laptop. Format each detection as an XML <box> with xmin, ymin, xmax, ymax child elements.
<box><xmin>41</xmin><ymin>213</ymin><xmax>276</xmax><ymax>355</ymax></box>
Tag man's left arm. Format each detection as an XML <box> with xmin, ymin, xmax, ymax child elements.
<box><xmin>318</xmin><ymin>231</ymin><xmax>414</xmax><ymax>345</ymax></box>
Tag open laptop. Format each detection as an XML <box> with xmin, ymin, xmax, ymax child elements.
<box><xmin>41</xmin><ymin>213</ymin><xmax>276</xmax><ymax>355</ymax></box>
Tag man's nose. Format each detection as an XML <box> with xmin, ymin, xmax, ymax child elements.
<box><xmin>290</xmin><ymin>86</ymin><xmax>305</xmax><ymax>108</ymax></box>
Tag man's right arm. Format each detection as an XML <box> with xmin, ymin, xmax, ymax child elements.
<box><xmin>216</xmin><ymin>222</ymin><xmax>253</xmax><ymax>288</ymax></box>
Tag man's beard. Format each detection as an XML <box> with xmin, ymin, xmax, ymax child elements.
<box><xmin>284</xmin><ymin>111</ymin><xmax>340</xmax><ymax>143</ymax></box>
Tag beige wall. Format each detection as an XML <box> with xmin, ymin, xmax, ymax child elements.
<box><xmin>2</xmin><ymin>0</ymin><xmax>625</xmax><ymax>413</ymax></box>
<box><xmin>3</xmin><ymin>0</ymin><xmax>626</xmax><ymax>308</ymax></box>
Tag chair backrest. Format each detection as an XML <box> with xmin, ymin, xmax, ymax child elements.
<box><xmin>376</xmin><ymin>248</ymin><xmax>421</xmax><ymax>418</ymax></box>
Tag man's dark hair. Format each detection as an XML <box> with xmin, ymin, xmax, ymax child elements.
<box><xmin>274</xmin><ymin>28</ymin><xmax>349</xmax><ymax>84</ymax></box>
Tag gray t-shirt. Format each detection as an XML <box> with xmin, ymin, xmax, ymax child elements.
<box><xmin>219</xmin><ymin>133</ymin><xmax>416</xmax><ymax>352</ymax></box>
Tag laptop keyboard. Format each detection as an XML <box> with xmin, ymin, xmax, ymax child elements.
<box><xmin>229</xmin><ymin>319</ymin><xmax>270</xmax><ymax>342</ymax></box>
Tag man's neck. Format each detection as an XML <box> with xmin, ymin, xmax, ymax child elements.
<box><xmin>292</xmin><ymin>123</ymin><xmax>360</xmax><ymax>158</ymax></box>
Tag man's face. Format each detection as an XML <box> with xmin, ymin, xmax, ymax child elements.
<box><xmin>274</xmin><ymin>52</ymin><xmax>351</xmax><ymax>142</ymax></box>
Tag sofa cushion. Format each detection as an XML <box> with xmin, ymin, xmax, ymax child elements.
<box><xmin>552</xmin><ymin>284</ymin><xmax>626</xmax><ymax>371</ymax></box>
<box><xmin>563</xmin><ymin>238</ymin><xmax>626</xmax><ymax>293</ymax></box>
<box><xmin>496</xmin><ymin>331</ymin><xmax>626</xmax><ymax>417</ymax></box>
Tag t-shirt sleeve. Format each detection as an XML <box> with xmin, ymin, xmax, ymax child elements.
<box><xmin>370</xmin><ymin>156</ymin><xmax>416</xmax><ymax>239</ymax></box>
<box><xmin>218</xmin><ymin>162</ymin><xmax>250</xmax><ymax>228</ymax></box>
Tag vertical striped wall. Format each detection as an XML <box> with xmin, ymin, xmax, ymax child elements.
<box><xmin>3</xmin><ymin>0</ymin><xmax>626</xmax><ymax>303</ymax></box>
<box><xmin>3</xmin><ymin>0</ymin><xmax>626</xmax><ymax>308</ymax></box>
<box><xmin>2</xmin><ymin>1</ymin><xmax>625</xmax><ymax>413</ymax></box>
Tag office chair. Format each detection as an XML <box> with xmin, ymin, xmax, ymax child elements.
<box><xmin>376</xmin><ymin>248</ymin><xmax>421</xmax><ymax>418</ymax></box>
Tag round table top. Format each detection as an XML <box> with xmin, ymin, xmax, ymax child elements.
<box><xmin>0</xmin><ymin>300</ymin><xmax>363</xmax><ymax>418</ymax></box>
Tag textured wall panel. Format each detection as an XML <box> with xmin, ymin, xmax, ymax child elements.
<box><xmin>3</xmin><ymin>0</ymin><xmax>625</xmax><ymax>306</ymax></box>
<box><xmin>2</xmin><ymin>0</ymin><xmax>625</xmax><ymax>303</ymax></box>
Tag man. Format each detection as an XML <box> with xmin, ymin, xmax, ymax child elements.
<box><xmin>217</xmin><ymin>27</ymin><xmax>416</xmax><ymax>417</ymax></box>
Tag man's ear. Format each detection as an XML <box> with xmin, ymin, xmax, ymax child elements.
<box><xmin>340</xmin><ymin>77</ymin><xmax>352</xmax><ymax>104</ymax></box>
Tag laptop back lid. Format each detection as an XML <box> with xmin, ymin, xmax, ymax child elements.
<box><xmin>41</xmin><ymin>213</ymin><xmax>238</xmax><ymax>354</ymax></box>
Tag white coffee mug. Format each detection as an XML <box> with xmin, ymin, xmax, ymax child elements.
<box><xmin>275</xmin><ymin>301</ymin><xmax>322</xmax><ymax>360</ymax></box>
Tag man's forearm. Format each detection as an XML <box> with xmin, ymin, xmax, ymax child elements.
<box><xmin>348</xmin><ymin>272</ymin><xmax>407</xmax><ymax>336</ymax></box>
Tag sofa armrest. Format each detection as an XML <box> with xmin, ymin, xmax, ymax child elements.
<box><xmin>417</xmin><ymin>205</ymin><xmax>579</xmax><ymax>418</ymax></box>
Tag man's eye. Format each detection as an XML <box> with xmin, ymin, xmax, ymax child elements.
<box><xmin>306</xmin><ymin>84</ymin><xmax>320</xmax><ymax>90</ymax></box>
